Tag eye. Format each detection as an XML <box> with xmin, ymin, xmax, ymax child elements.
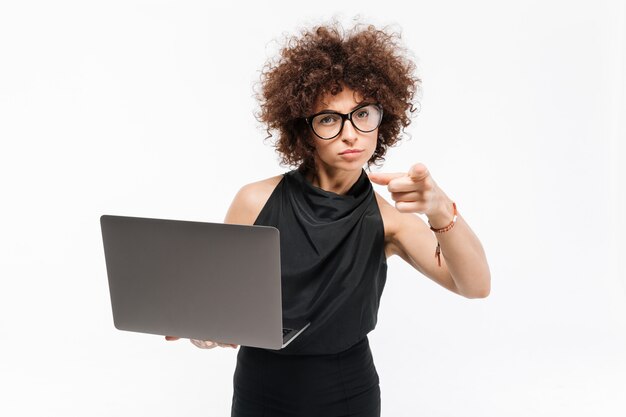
<box><xmin>355</xmin><ymin>109</ymin><xmax>369</xmax><ymax>119</ymax></box>
<box><xmin>318</xmin><ymin>114</ymin><xmax>340</xmax><ymax>125</ymax></box>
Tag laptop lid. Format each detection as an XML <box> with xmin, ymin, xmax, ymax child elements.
<box><xmin>100</xmin><ymin>214</ymin><xmax>309</xmax><ymax>350</ymax></box>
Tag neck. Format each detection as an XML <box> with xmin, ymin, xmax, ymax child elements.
<box><xmin>305</xmin><ymin>162</ymin><xmax>363</xmax><ymax>196</ymax></box>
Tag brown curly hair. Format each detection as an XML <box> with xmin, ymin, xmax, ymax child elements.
<box><xmin>254</xmin><ymin>19</ymin><xmax>422</xmax><ymax>174</ymax></box>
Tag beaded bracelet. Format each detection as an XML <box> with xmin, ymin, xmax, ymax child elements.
<box><xmin>428</xmin><ymin>202</ymin><xmax>458</xmax><ymax>267</ymax></box>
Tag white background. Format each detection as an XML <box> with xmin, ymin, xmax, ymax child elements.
<box><xmin>1</xmin><ymin>1</ymin><xmax>625</xmax><ymax>416</ymax></box>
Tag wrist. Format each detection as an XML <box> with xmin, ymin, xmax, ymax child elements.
<box><xmin>427</xmin><ymin>195</ymin><xmax>458</xmax><ymax>267</ymax></box>
<box><xmin>427</xmin><ymin>197</ymin><xmax>455</xmax><ymax>229</ymax></box>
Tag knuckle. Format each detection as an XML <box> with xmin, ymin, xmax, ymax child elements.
<box><xmin>395</xmin><ymin>202</ymin><xmax>408</xmax><ymax>212</ymax></box>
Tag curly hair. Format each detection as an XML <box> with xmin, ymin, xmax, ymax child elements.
<box><xmin>254</xmin><ymin>19</ymin><xmax>422</xmax><ymax>174</ymax></box>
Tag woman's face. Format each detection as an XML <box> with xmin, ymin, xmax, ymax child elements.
<box><xmin>308</xmin><ymin>86</ymin><xmax>379</xmax><ymax>171</ymax></box>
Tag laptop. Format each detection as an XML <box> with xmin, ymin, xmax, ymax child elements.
<box><xmin>100</xmin><ymin>214</ymin><xmax>310</xmax><ymax>350</ymax></box>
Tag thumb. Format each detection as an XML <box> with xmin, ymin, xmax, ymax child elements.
<box><xmin>408</xmin><ymin>163</ymin><xmax>430</xmax><ymax>182</ymax></box>
<box><xmin>165</xmin><ymin>336</ymin><xmax>180</xmax><ymax>341</ymax></box>
<box><xmin>367</xmin><ymin>172</ymin><xmax>406</xmax><ymax>186</ymax></box>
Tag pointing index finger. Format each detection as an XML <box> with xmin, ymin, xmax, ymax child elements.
<box><xmin>367</xmin><ymin>172</ymin><xmax>406</xmax><ymax>186</ymax></box>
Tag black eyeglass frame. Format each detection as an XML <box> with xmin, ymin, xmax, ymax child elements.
<box><xmin>304</xmin><ymin>103</ymin><xmax>383</xmax><ymax>140</ymax></box>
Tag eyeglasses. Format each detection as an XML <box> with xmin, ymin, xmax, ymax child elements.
<box><xmin>304</xmin><ymin>103</ymin><xmax>383</xmax><ymax>140</ymax></box>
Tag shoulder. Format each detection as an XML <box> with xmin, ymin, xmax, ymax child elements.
<box><xmin>372</xmin><ymin>190</ymin><xmax>435</xmax><ymax>260</ymax></box>
<box><xmin>372</xmin><ymin>191</ymin><xmax>402</xmax><ymax>258</ymax></box>
<box><xmin>373</xmin><ymin>191</ymin><xmax>401</xmax><ymax>238</ymax></box>
<box><xmin>223</xmin><ymin>174</ymin><xmax>284</xmax><ymax>225</ymax></box>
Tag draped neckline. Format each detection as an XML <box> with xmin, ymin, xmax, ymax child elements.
<box><xmin>285</xmin><ymin>165</ymin><xmax>373</xmax><ymax>222</ymax></box>
<box><xmin>293</xmin><ymin>165</ymin><xmax>369</xmax><ymax>199</ymax></box>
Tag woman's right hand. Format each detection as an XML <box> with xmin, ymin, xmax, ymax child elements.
<box><xmin>165</xmin><ymin>336</ymin><xmax>238</xmax><ymax>349</ymax></box>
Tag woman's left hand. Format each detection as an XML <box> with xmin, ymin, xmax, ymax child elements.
<box><xmin>367</xmin><ymin>162</ymin><xmax>448</xmax><ymax>217</ymax></box>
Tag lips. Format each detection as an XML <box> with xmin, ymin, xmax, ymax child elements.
<box><xmin>339</xmin><ymin>149</ymin><xmax>363</xmax><ymax>155</ymax></box>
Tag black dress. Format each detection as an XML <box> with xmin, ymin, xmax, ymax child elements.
<box><xmin>231</xmin><ymin>165</ymin><xmax>388</xmax><ymax>417</ymax></box>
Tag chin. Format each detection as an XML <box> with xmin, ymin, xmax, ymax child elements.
<box><xmin>337</xmin><ymin>161</ymin><xmax>367</xmax><ymax>171</ymax></box>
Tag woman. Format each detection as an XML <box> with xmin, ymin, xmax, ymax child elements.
<box><xmin>167</xmin><ymin>20</ymin><xmax>491</xmax><ymax>416</ymax></box>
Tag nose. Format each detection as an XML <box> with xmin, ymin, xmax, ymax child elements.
<box><xmin>341</xmin><ymin>118</ymin><xmax>358</xmax><ymax>143</ymax></box>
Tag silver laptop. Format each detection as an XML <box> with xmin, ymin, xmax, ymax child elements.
<box><xmin>100</xmin><ymin>214</ymin><xmax>310</xmax><ymax>350</ymax></box>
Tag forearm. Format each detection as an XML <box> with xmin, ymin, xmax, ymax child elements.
<box><xmin>427</xmin><ymin>195</ymin><xmax>491</xmax><ymax>298</ymax></box>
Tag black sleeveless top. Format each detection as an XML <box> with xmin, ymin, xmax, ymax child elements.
<box><xmin>253</xmin><ymin>165</ymin><xmax>388</xmax><ymax>355</ymax></box>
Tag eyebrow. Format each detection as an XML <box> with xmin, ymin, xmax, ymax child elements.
<box><xmin>318</xmin><ymin>102</ymin><xmax>370</xmax><ymax>113</ymax></box>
